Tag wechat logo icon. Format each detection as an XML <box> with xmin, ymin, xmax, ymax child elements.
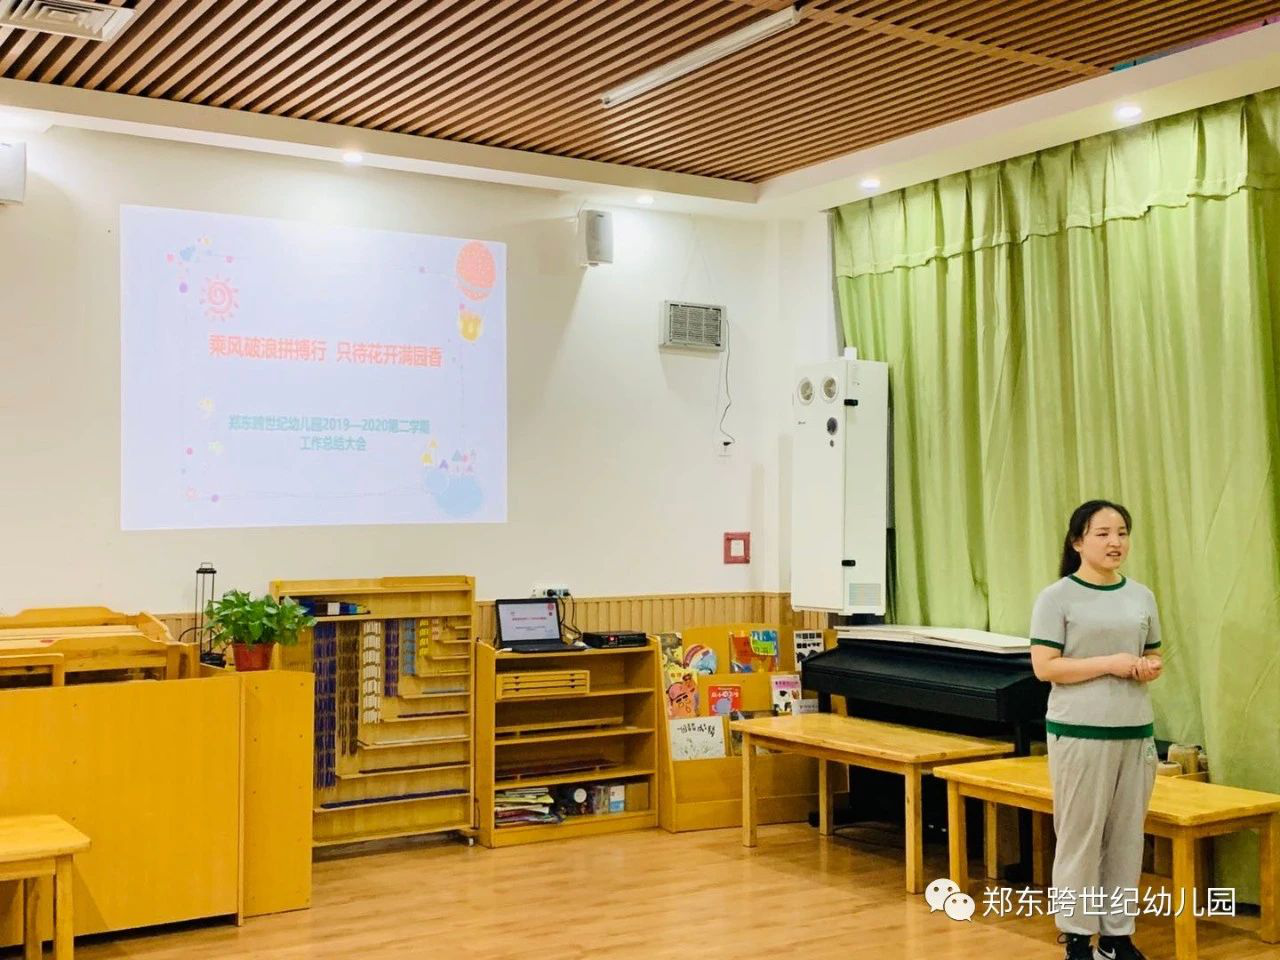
<box><xmin>924</xmin><ymin>878</ymin><xmax>975</xmax><ymax>921</ymax></box>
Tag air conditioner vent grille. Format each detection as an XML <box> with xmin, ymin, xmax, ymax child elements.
<box><xmin>662</xmin><ymin>300</ymin><xmax>724</xmax><ymax>351</ymax></box>
<box><xmin>0</xmin><ymin>0</ymin><xmax>135</xmax><ymax>41</ymax></box>
<box><xmin>847</xmin><ymin>583</ymin><xmax>882</xmax><ymax>609</ymax></box>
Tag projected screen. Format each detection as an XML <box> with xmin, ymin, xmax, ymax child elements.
<box><xmin>120</xmin><ymin>205</ymin><xmax>506</xmax><ymax>529</ymax></box>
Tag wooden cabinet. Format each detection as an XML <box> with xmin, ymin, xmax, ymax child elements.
<box><xmin>476</xmin><ymin>642</ymin><xmax>658</xmax><ymax>847</ymax></box>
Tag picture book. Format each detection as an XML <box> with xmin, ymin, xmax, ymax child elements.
<box><xmin>658</xmin><ymin>632</ymin><xmax>698</xmax><ymax>718</ymax></box>
<box><xmin>793</xmin><ymin>630</ymin><xmax>824</xmax><ymax>670</ymax></box>
<box><xmin>729</xmin><ymin>631</ymin><xmax>754</xmax><ymax>672</ymax></box>
<box><xmin>669</xmin><ymin>716</ymin><xmax>727</xmax><ymax>760</ymax></box>
<box><xmin>750</xmin><ymin>629</ymin><xmax>780</xmax><ymax>671</ymax></box>
<box><xmin>729</xmin><ymin>628</ymin><xmax>779</xmax><ymax>673</ymax></box>
<box><xmin>771</xmin><ymin>674</ymin><xmax>802</xmax><ymax>715</ymax></box>
<box><xmin>706</xmin><ymin>684</ymin><xmax>742</xmax><ymax>716</ymax></box>
<box><xmin>665</xmin><ymin>672</ymin><xmax>697</xmax><ymax>718</ymax></box>
<box><xmin>682</xmin><ymin>642</ymin><xmax>718</xmax><ymax>675</ymax></box>
<box><xmin>658</xmin><ymin>632</ymin><xmax>684</xmax><ymax>673</ymax></box>
<box><xmin>727</xmin><ymin>709</ymin><xmax>773</xmax><ymax>756</ymax></box>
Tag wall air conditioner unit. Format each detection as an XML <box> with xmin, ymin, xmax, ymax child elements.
<box><xmin>661</xmin><ymin>300</ymin><xmax>724</xmax><ymax>352</ymax></box>
<box><xmin>0</xmin><ymin>0</ymin><xmax>136</xmax><ymax>41</ymax></box>
<box><xmin>789</xmin><ymin>357</ymin><xmax>889</xmax><ymax>615</ymax></box>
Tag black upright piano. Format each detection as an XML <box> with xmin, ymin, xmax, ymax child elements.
<box><xmin>801</xmin><ymin>631</ymin><xmax>1050</xmax><ymax>876</ymax></box>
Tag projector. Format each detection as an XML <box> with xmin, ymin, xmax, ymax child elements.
<box><xmin>580</xmin><ymin>631</ymin><xmax>647</xmax><ymax>649</ymax></box>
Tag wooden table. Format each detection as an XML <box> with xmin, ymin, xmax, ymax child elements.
<box><xmin>934</xmin><ymin>756</ymin><xmax>1280</xmax><ymax>960</ymax></box>
<box><xmin>0</xmin><ymin>815</ymin><xmax>90</xmax><ymax>960</ymax></box>
<box><xmin>731</xmin><ymin>713</ymin><xmax>1014</xmax><ymax>893</ymax></box>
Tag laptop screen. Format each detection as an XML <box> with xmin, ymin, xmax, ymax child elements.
<box><xmin>495</xmin><ymin>598</ymin><xmax>561</xmax><ymax>644</ymax></box>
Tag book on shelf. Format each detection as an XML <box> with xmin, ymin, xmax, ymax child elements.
<box><xmin>727</xmin><ymin>709</ymin><xmax>773</xmax><ymax>756</ymax></box>
<box><xmin>658</xmin><ymin>631</ymin><xmax>698</xmax><ymax>718</ymax></box>
<box><xmin>658</xmin><ymin>632</ymin><xmax>684</xmax><ymax>674</ymax></box>
<box><xmin>495</xmin><ymin>810</ymin><xmax>562</xmax><ymax>826</ymax></box>
<box><xmin>793</xmin><ymin>630</ymin><xmax>824</xmax><ymax>670</ymax></box>
<box><xmin>707</xmin><ymin>683</ymin><xmax>742</xmax><ymax>716</ymax></box>
<box><xmin>496</xmin><ymin>787</ymin><xmax>562</xmax><ymax>827</ymax></box>
<box><xmin>668</xmin><ymin>716</ymin><xmax>726</xmax><ymax>760</ymax></box>
<box><xmin>771</xmin><ymin>674</ymin><xmax>801</xmax><ymax>715</ymax></box>
<box><xmin>729</xmin><ymin>629</ymin><xmax>779</xmax><ymax>673</ymax></box>
<box><xmin>681</xmin><ymin>641</ymin><xmax>717</xmax><ymax>675</ymax></box>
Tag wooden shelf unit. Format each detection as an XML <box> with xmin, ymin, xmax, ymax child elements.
<box><xmin>476</xmin><ymin>641</ymin><xmax>658</xmax><ymax>848</ymax></box>
<box><xmin>657</xmin><ymin>623</ymin><xmax>845</xmax><ymax>833</ymax></box>
<box><xmin>272</xmin><ymin>576</ymin><xmax>477</xmax><ymax>847</ymax></box>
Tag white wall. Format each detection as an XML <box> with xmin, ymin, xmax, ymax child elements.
<box><xmin>0</xmin><ymin>127</ymin><xmax>832</xmax><ymax>613</ymax></box>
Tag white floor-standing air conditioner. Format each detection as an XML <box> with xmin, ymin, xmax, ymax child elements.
<box><xmin>789</xmin><ymin>356</ymin><xmax>889</xmax><ymax>615</ymax></box>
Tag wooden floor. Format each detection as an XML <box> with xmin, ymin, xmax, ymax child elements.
<box><xmin>70</xmin><ymin>824</ymin><xmax>1278</xmax><ymax>960</ymax></box>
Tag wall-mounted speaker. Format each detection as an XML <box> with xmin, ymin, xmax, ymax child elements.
<box><xmin>0</xmin><ymin>141</ymin><xmax>26</xmax><ymax>206</ymax></box>
<box><xmin>577</xmin><ymin>209</ymin><xmax>613</xmax><ymax>266</ymax></box>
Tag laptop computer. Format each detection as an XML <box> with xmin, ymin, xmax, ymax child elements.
<box><xmin>494</xmin><ymin>598</ymin><xmax>574</xmax><ymax>653</ymax></box>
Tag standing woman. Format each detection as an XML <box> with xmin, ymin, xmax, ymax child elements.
<box><xmin>1030</xmin><ymin>500</ymin><xmax>1163</xmax><ymax>960</ymax></box>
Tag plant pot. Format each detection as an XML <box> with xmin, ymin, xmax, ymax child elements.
<box><xmin>231</xmin><ymin>642</ymin><xmax>273</xmax><ymax>672</ymax></box>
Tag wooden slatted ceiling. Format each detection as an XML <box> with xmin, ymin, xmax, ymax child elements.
<box><xmin>0</xmin><ymin>0</ymin><xmax>1273</xmax><ymax>183</ymax></box>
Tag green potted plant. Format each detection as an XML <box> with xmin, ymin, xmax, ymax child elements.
<box><xmin>205</xmin><ymin>589</ymin><xmax>315</xmax><ymax>672</ymax></box>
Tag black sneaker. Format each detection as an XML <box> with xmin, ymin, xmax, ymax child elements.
<box><xmin>1095</xmin><ymin>935</ymin><xmax>1147</xmax><ymax>960</ymax></box>
<box><xmin>1057</xmin><ymin>933</ymin><xmax>1093</xmax><ymax>960</ymax></box>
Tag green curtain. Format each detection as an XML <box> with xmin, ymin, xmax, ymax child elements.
<box><xmin>833</xmin><ymin>89</ymin><xmax>1280</xmax><ymax>900</ymax></box>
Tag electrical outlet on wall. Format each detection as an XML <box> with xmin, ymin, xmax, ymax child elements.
<box><xmin>532</xmin><ymin>584</ymin><xmax>570</xmax><ymax>598</ymax></box>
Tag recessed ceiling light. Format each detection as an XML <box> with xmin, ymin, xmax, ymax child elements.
<box><xmin>341</xmin><ymin>150</ymin><xmax>363</xmax><ymax>164</ymax></box>
<box><xmin>636</xmin><ymin>194</ymin><xmax>655</xmax><ymax>205</ymax></box>
<box><xmin>1115</xmin><ymin>104</ymin><xmax>1142</xmax><ymax>122</ymax></box>
<box><xmin>860</xmin><ymin>177</ymin><xmax>881</xmax><ymax>190</ymax></box>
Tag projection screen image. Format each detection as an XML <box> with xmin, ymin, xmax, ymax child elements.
<box><xmin>120</xmin><ymin>204</ymin><xmax>507</xmax><ymax>530</ymax></box>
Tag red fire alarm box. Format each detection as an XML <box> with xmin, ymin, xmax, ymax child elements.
<box><xmin>723</xmin><ymin>531</ymin><xmax>750</xmax><ymax>564</ymax></box>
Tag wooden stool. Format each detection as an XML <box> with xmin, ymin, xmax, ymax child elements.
<box><xmin>0</xmin><ymin>816</ymin><xmax>90</xmax><ymax>959</ymax></box>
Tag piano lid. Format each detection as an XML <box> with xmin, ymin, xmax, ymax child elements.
<box><xmin>836</xmin><ymin>624</ymin><xmax>1030</xmax><ymax>655</ymax></box>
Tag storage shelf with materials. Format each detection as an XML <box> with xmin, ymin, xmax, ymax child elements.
<box><xmin>657</xmin><ymin>623</ymin><xmax>846</xmax><ymax>833</ymax></box>
<box><xmin>272</xmin><ymin>576</ymin><xmax>478</xmax><ymax>847</ymax></box>
<box><xmin>476</xmin><ymin>640</ymin><xmax>658</xmax><ymax>847</ymax></box>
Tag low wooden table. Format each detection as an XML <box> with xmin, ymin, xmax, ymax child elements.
<box><xmin>934</xmin><ymin>756</ymin><xmax>1280</xmax><ymax>960</ymax></box>
<box><xmin>731</xmin><ymin>713</ymin><xmax>1014</xmax><ymax>893</ymax></box>
<box><xmin>0</xmin><ymin>815</ymin><xmax>90</xmax><ymax>960</ymax></box>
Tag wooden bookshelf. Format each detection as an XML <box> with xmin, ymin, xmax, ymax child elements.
<box><xmin>476</xmin><ymin>641</ymin><xmax>658</xmax><ymax>847</ymax></box>
<box><xmin>272</xmin><ymin>576</ymin><xmax>477</xmax><ymax>847</ymax></box>
<box><xmin>657</xmin><ymin>623</ymin><xmax>846</xmax><ymax>832</ymax></box>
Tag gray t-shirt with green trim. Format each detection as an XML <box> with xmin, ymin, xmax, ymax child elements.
<box><xmin>1030</xmin><ymin>575</ymin><xmax>1161</xmax><ymax>735</ymax></box>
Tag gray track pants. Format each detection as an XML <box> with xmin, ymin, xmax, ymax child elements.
<box><xmin>1047</xmin><ymin>734</ymin><xmax>1158</xmax><ymax>936</ymax></box>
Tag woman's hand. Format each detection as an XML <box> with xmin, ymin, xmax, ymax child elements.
<box><xmin>1108</xmin><ymin>653</ymin><xmax>1142</xmax><ymax>678</ymax></box>
<box><xmin>1131</xmin><ymin>656</ymin><xmax>1163</xmax><ymax>683</ymax></box>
